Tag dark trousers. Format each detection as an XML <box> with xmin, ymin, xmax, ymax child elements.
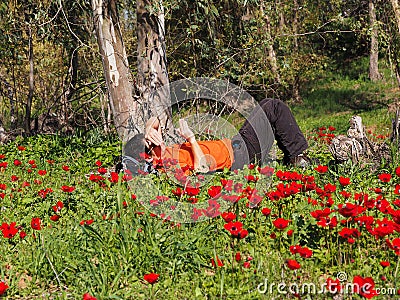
<box><xmin>231</xmin><ymin>98</ymin><xmax>308</xmax><ymax>169</ymax></box>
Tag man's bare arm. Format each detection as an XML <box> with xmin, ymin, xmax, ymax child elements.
<box><xmin>178</xmin><ymin>119</ymin><xmax>210</xmax><ymax>173</ymax></box>
<box><xmin>145</xmin><ymin>117</ymin><xmax>163</xmax><ymax>146</ymax></box>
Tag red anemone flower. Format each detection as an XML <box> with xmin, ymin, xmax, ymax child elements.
<box><xmin>203</xmin><ymin>199</ymin><xmax>221</xmax><ymax>218</ymax></box>
<box><xmin>171</xmin><ymin>187</ymin><xmax>184</xmax><ymax>197</ymax></box>
<box><xmin>50</xmin><ymin>215</ymin><xmax>60</xmax><ymax>222</ymax></box>
<box><xmin>339</xmin><ymin>176</ymin><xmax>351</xmax><ymax>186</ymax></box>
<box><xmin>237</xmin><ymin>229</ymin><xmax>248</xmax><ymax>239</ymax></box>
<box><xmin>298</xmin><ymin>246</ymin><xmax>313</xmax><ymax>258</ymax></box>
<box><xmin>224</xmin><ymin>221</ymin><xmax>243</xmax><ymax>236</ymax></box>
<box><xmin>211</xmin><ymin>256</ymin><xmax>224</xmax><ymax>267</ymax></box>
<box><xmin>338</xmin><ymin>227</ymin><xmax>360</xmax><ymax>239</ymax></box>
<box><xmin>52</xmin><ymin>201</ymin><xmax>64</xmax><ymax>213</ymax></box>
<box><xmin>185</xmin><ymin>186</ymin><xmax>200</xmax><ymax>196</ymax></box>
<box><xmin>61</xmin><ymin>185</ymin><xmax>75</xmax><ymax>193</ymax></box>
<box><xmin>191</xmin><ymin>208</ymin><xmax>203</xmax><ymax>222</ymax></box>
<box><xmin>235</xmin><ymin>252</ymin><xmax>241</xmax><ymax>262</ymax></box>
<box><xmin>286</xmin><ymin>259</ymin><xmax>301</xmax><ymax>270</ymax></box>
<box><xmin>221</xmin><ymin>212</ymin><xmax>236</xmax><ymax>223</ymax></box>
<box><xmin>244</xmin><ymin>175</ymin><xmax>259</xmax><ymax>182</ymax></box>
<box><xmin>31</xmin><ymin>217</ymin><xmax>42</xmax><ymax>230</ymax></box>
<box><xmin>353</xmin><ymin>275</ymin><xmax>378</xmax><ymax>299</ymax></box>
<box><xmin>1</xmin><ymin>222</ymin><xmax>18</xmax><ymax>238</ymax></box>
<box><xmin>143</xmin><ymin>273</ymin><xmax>160</xmax><ymax>284</ymax></box>
<box><xmin>97</xmin><ymin>167</ymin><xmax>107</xmax><ymax>175</ymax></box>
<box><xmin>315</xmin><ymin>165</ymin><xmax>328</xmax><ymax>173</ymax></box>
<box><xmin>208</xmin><ymin>185</ymin><xmax>222</xmax><ymax>198</ymax></box>
<box><xmin>338</xmin><ymin>203</ymin><xmax>365</xmax><ymax>218</ymax></box>
<box><xmin>380</xmin><ymin>261</ymin><xmax>390</xmax><ymax>268</ymax></box>
<box><xmin>0</xmin><ymin>281</ymin><xmax>9</xmax><ymax>295</ymax></box>
<box><xmin>273</xmin><ymin>218</ymin><xmax>290</xmax><ymax>230</ymax></box>
<box><xmin>109</xmin><ymin>172</ymin><xmax>120</xmax><ymax>183</ymax></box>
<box><xmin>378</xmin><ymin>173</ymin><xmax>391</xmax><ymax>183</ymax></box>
<box><xmin>387</xmin><ymin>237</ymin><xmax>400</xmax><ymax>255</ymax></box>
<box><xmin>38</xmin><ymin>170</ymin><xmax>47</xmax><ymax>176</ymax></box>
<box><xmin>83</xmin><ymin>293</ymin><xmax>97</xmax><ymax>300</ymax></box>
<box><xmin>261</xmin><ymin>207</ymin><xmax>272</xmax><ymax>217</ymax></box>
<box><xmin>310</xmin><ymin>208</ymin><xmax>332</xmax><ymax>220</ymax></box>
<box><xmin>258</xmin><ymin>166</ymin><xmax>274</xmax><ymax>176</ymax></box>
<box><xmin>326</xmin><ymin>278</ymin><xmax>342</xmax><ymax>294</ymax></box>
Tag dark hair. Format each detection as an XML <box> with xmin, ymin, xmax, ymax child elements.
<box><xmin>122</xmin><ymin>133</ymin><xmax>156</xmax><ymax>175</ymax></box>
<box><xmin>123</xmin><ymin>133</ymin><xmax>147</xmax><ymax>159</ymax></box>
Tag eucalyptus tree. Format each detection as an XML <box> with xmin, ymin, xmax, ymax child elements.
<box><xmin>0</xmin><ymin>0</ymin><xmax>47</xmax><ymax>133</ymax></box>
<box><xmin>0</xmin><ymin>0</ymin><xmax>99</xmax><ymax>133</ymax></box>
<box><xmin>388</xmin><ymin>0</ymin><xmax>400</xmax><ymax>85</ymax></box>
<box><xmin>369</xmin><ymin>0</ymin><xmax>381</xmax><ymax>81</ymax></box>
<box><xmin>92</xmin><ymin>0</ymin><xmax>173</xmax><ymax>140</ymax></box>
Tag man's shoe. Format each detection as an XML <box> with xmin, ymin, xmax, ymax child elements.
<box><xmin>289</xmin><ymin>153</ymin><xmax>319</xmax><ymax>168</ymax></box>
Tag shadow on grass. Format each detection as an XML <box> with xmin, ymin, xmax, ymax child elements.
<box><xmin>292</xmin><ymin>85</ymin><xmax>393</xmax><ymax>120</ymax></box>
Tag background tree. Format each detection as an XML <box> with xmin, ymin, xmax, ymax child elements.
<box><xmin>369</xmin><ymin>0</ymin><xmax>381</xmax><ymax>81</ymax></box>
<box><xmin>92</xmin><ymin>0</ymin><xmax>137</xmax><ymax>138</ymax></box>
<box><xmin>136</xmin><ymin>0</ymin><xmax>174</xmax><ymax>141</ymax></box>
<box><xmin>0</xmin><ymin>0</ymin><xmax>399</xmax><ymax>137</ymax></box>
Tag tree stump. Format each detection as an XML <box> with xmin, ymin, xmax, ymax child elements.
<box><xmin>329</xmin><ymin>115</ymin><xmax>391</xmax><ymax>167</ymax></box>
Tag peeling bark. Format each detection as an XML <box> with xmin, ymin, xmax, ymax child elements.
<box><xmin>92</xmin><ymin>0</ymin><xmax>139</xmax><ymax>138</ymax></box>
<box><xmin>390</xmin><ymin>0</ymin><xmax>400</xmax><ymax>86</ymax></box>
<box><xmin>391</xmin><ymin>0</ymin><xmax>400</xmax><ymax>34</ymax></box>
<box><xmin>137</xmin><ymin>0</ymin><xmax>175</xmax><ymax>143</ymax></box>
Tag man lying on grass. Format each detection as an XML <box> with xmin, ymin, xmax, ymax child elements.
<box><xmin>123</xmin><ymin>98</ymin><xmax>315</xmax><ymax>175</ymax></box>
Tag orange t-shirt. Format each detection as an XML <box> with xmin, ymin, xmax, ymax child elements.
<box><xmin>164</xmin><ymin>139</ymin><xmax>234</xmax><ymax>171</ymax></box>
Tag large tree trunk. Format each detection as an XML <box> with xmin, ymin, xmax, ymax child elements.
<box><xmin>390</xmin><ymin>0</ymin><xmax>400</xmax><ymax>86</ymax></box>
<box><xmin>60</xmin><ymin>46</ymin><xmax>78</xmax><ymax>132</ymax></box>
<box><xmin>369</xmin><ymin>0</ymin><xmax>381</xmax><ymax>81</ymax></box>
<box><xmin>0</xmin><ymin>77</ymin><xmax>15</xmax><ymax>130</ymax></box>
<box><xmin>391</xmin><ymin>0</ymin><xmax>400</xmax><ymax>34</ymax></box>
<box><xmin>137</xmin><ymin>0</ymin><xmax>175</xmax><ymax>143</ymax></box>
<box><xmin>92</xmin><ymin>0</ymin><xmax>139</xmax><ymax>138</ymax></box>
<box><xmin>260</xmin><ymin>1</ymin><xmax>281</xmax><ymax>86</ymax></box>
<box><xmin>25</xmin><ymin>26</ymin><xmax>34</xmax><ymax>135</ymax></box>
<box><xmin>291</xmin><ymin>0</ymin><xmax>301</xmax><ymax>103</ymax></box>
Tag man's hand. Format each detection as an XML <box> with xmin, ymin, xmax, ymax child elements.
<box><xmin>145</xmin><ymin>117</ymin><xmax>163</xmax><ymax>147</ymax></box>
<box><xmin>177</xmin><ymin>119</ymin><xmax>195</xmax><ymax>142</ymax></box>
<box><xmin>177</xmin><ymin>119</ymin><xmax>209</xmax><ymax>173</ymax></box>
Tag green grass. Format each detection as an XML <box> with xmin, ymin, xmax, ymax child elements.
<box><xmin>1</xmin><ymin>59</ymin><xmax>400</xmax><ymax>299</ymax></box>
<box><xmin>291</xmin><ymin>57</ymin><xmax>399</xmax><ymax>135</ymax></box>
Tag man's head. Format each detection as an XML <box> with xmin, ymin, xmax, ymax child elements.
<box><xmin>123</xmin><ymin>133</ymin><xmax>154</xmax><ymax>175</ymax></box>
<box><xmin>124</xmin><ymin>133</ymin><xmax>147</xmax><ymax>159</ymax></box>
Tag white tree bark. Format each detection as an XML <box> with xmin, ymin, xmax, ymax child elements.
<box><xmin>260</xmin><ymin>1</ymin><xmax>281</xmax><ymax>85</ymax></box>
<box><xmin>92</xmin><ymin>0</ymin><xmax>140</xmax><ymax>138</ymax></box>
<box><xmin>369</xmin><ymin>0</ymin><xmax>381</xmax><ymax>81</ymax></box>
<box><xmin>391</xmin><ymin>0</ymin><xmax>400</xmax><ymax>34</ymax></box>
